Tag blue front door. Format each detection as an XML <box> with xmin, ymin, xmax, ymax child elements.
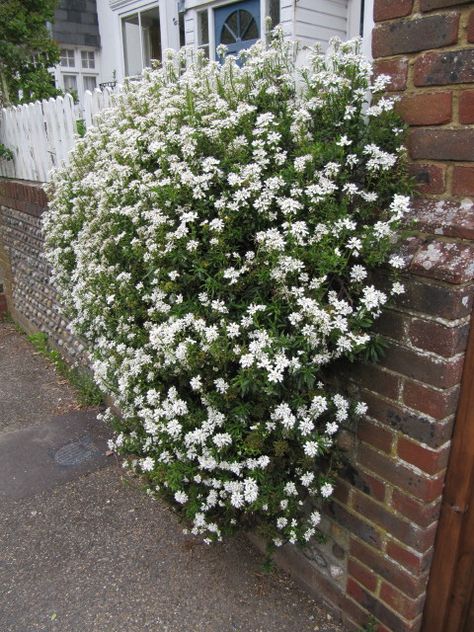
<box><xmin>214</xmin><ymin>0</ymin><xmax>261</xmax><ymax>58</ymax></box>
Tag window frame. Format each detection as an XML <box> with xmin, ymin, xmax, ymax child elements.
<box><xmin>62</xmin><ymin>73</ymin><xmax>78</xmax><ymax>95</ymax></box>
<box><xmin>81</xmin><ymin>50</ymin><xmax>96</xmax><ymax>69</ymax></box>
<box><xmin>60</xmin><ymin>48</ymin><xmax>75</xmax><ymax>68</ymax></box>
<box><xmin>82</xmin><ymin>74</ymin><xmax>98</xmax><ymax>93</ymax></box>
<box><xmin>119</xmin><ymin>1</ymin><xmax>163</xmax><ymax>78</ymax></box>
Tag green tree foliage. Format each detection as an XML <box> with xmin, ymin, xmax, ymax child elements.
<box><xmin>0</xmin><ymin>0</ymin><xmax>60</xmax><ymax>105</ymax></box>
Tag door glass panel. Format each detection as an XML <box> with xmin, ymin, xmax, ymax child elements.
<box><xmin>179</xmin><ymin>10</ymin><xmax>185</xmax><ymax>47</ymax></box>
<box><xmin>215</xmin><ymin>0</ymin><xmax>260</xmax><ymax>59</ymax></box>
<box><xmin>122</xmin><ymin>14</ymin><xmax>142</xmax><ymax>76</ymax></box>
<box><xmin>141</xmin><ymin>6</ymin><xmax>161</xmax><ymax>67</ymax></box>
<box><xmin>198</xmin><ymin>10</ymin><xmax>209</xmax><ymax>46</ymax></box>
<box><xmin>240</xmin><ymin>11</ymin><xmax>258</xmax><ymax>40</ymax></box>
<box><xmin>226</xmin><ymin>10</ymin><xmax>239</xmax><ymax>35</ymax></box>
<box><xmin>221</xmin><ymin>23</ymin><xmax>237</xmax><ymax>44</ymax></box>
<box><xmin>240</xmin><ymin>9</ymin><xmax>251</xmax><ymax>35</ymax></box>
<box><xmin>221</xmin><ymin>9</ymin><xmax>257</xmax><ymax>44</ymax></box>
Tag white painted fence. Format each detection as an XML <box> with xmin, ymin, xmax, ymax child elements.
<box><xmin>0</xmin><ymin>86</ymin><xmax>121</xmax><ymax>183</ymax></box>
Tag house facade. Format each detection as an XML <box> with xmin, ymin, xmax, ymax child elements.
<box><xmin>52</xmin><ymin>0</ymin><xmax>103</xmax><ymax>104</ymax></box>
<box><xmin>53</xmin><ymin>0</ymin><xmax>374</xmax><ymax>104</ymax></box>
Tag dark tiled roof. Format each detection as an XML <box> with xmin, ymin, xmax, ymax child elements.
<box><xmin>53</xmin><ymin>0</ymin><xmax>100</xmax><ymax>48</ymax></box>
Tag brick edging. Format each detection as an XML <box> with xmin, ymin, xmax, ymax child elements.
<box><xmin>0</xmin><ymin>179</ymin><xmax>48</xmax><ymax>218</ymax></box>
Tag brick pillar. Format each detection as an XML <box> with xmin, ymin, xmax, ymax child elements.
<box><xmin>334</xmin><ymin>2</ymin><xmax>474</xmax><ymax>631</ymax></box>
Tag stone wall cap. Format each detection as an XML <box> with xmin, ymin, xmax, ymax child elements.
<box><xmin>409</xmin><ymin>239</ymin><xmax>474</xmax><ymax>284</ymax></box>
<box><xmin>408</xmin><ymin>198</ymin><xmax>474</xmax><ymax>241</ymax></box>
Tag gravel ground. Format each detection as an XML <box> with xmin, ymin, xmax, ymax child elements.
<box><xmin>0</xmin><ymin>320</ymin><xmax>346</xmax><ymax>632</ymax></box>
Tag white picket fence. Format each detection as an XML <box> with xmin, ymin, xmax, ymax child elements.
<box><xmin>0</xmin><ymin>86</ymin><xmax>121</xmax><ymax>183</ymax></box>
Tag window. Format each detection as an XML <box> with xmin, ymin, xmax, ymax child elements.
<box><xmin>360</xmin><ymin>0</ymin><xmax>366</xmax><ymax>36</ymax></box>
<box><xmin>197</xmin><ymin>9</ymin><xmax>210</xmax><ymax>58</ymax></box>
<box><xmin>122</xmin><ymin>14</ymin><xmax>142</xmax><ymax>76</ymax></box>
<box><xmin>60</xmin><ymin>49</ymin><xmax>75</xmax><ymax>67</ymax></box>
<box><xmin>122</xmin><ymin>6</ymin><xmax>162</xmax><ymax>77</ymax></box>
<box><xmin>83</xmin><ymin>75</ymin><xmax>97</xmax><ymax>93</ymax></box>
<box><xmin>214</xmin><ymin>1</ymin><xmax>260</xmax><ymax>58</ymax></box>
<box><xmin>63</xmin><ymin>74</ymin><xmax>78</xmax><ymax>94</ymax></box>
<box><xmin>81</xmin><ymin>50</ymin><xmax>95</xmax><ymax>69</ymax></box>
<box><xmin>221</xmin><ymin>9</ymin><xmax>258</xmax><ymax>44</ymax></box>
<box><xmin>267</xmin><ymin>0</ymin><xmax>280</xmax><ymax>28</ymax></box>
<box><xmin>178</xmin><ymin>10</ymin><xmax>186</xmax><ymax>48</ymax></box>
<box><xmin>141</xmin><ymin>7</ymin><xmax>162</xmax><ymax>68</ymax></box>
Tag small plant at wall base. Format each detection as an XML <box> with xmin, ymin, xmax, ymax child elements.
<box><xmin>0</xmin><ymin>142</ymin><xmax>13</xmax><ymax>160</ymax></box>
<box><xmin>28</xmin><ymin>331</ymin><xmax>103</xmax><ymax>407</ymax></box>
<box><xmin>43</xmin><ymin>30</ymin><xmax>411</xmax><ymax>549</ymax></box>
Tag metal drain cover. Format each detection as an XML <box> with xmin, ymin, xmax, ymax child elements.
<box><xmin>54</xmin><ymin>435</ymin><xmax>99</xmax><ymax>466</ymax></box>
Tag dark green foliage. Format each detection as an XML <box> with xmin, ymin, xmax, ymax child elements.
<box><xmin>0</xmin><ymin>0</ymin><xmax>61</xmax><ymax>105</ymax></box>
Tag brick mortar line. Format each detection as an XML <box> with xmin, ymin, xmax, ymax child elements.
<box><xmin>382</xmin><ymin>306</ymin><xmax>472</xmax><ymax>329</ymax></box>
<box><xmin>349</xmin><ymin>532</ymin><xmax>433</xmax><ymax>583</ymax></box>
<box><xmin>357</xmin><ymin>430</ymin><xmax>450</xmax><ymax>479</ymax></box>
<box><xmin>384</xmin><ymin>338</ymin><xmax>466</xmax><ymax>362</ymax></box>
<box><xmin>394</xmin><ymin>434</ymin><xmax>452</xmax><ymax>457</ymax></box>
<box><xmin>377</xmin><ymin>331</ymin><xmax>468</xmax><ymax>360</ymax></box>
<box><xmin>363</xmin><ymin>389</ymin><xmax>455</xmax><ymax>426</ymax></box>
<box><xmin>377</xmin><ymin>45</ymin><xmax>474</xmax><ymax>62</ymax></box>
<box><xmin>385</xmin><ymin>303</ymin><xmax>472</xmax><ymax>327</ymax></box>
<box><xmin>376</xmin><ymin>273</ymin><xmax>473</xmax><ymax>293</ymax></box>
<box><xmin>374</xmin><ymin>6</ymin><xmax>468</xmax><ymax>25</ymax></box>
<box><xmin>348</xmin><ymin>572</ymin><xmax>425</xmax><ymax>622</ymax></box>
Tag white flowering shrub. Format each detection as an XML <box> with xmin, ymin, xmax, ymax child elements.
<box><xmin>44</xmin><ymin>32</ymin><xmax>411</xmax><ymax>549</ymax></box>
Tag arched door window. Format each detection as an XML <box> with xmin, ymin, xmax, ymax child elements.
<box><xmin>214</xmin><ymin>0</ymin><xmax>261</xmax><ymax>58</ymax></box>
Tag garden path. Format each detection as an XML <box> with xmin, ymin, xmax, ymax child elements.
<box><xmin>0</xmin><ymin>319</ymin><xmax>345</xmax><ymax>632</ymax></box>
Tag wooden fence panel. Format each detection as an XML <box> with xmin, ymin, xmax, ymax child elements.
<box><xmin>83</xmin><ymin>86</ymin><xmax>120</xmax><ymax>129</ymax></box>
<box><xmin>0</xmin><ymin>88</ymin><xmax>120</xmax><ymax>183</ymax></box>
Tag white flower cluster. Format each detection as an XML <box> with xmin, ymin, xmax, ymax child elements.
<box><xmin>44</xmin><ymin>31</ymin><xmax>410</xmax><ymax>547</ymax></box>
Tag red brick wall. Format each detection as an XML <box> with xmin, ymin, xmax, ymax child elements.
<box><xmin>334</xmin><ymin>1</ymin><xmax>474</xmax><ymax>630</ymax></box>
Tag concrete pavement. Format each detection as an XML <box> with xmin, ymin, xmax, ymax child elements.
<box><xmin>0</xmin><ymin>320</ymin><xmax>345</xmax><ymax>632</ymax></box>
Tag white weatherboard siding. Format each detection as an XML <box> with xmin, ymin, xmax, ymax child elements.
<box><xmin>280</xmin><ymin>0</ymin><xmax>294</xmax><ymax>38</ymax></box>
<box><xmin>184</xmin><ymin>12</ymin><xmax>196</xmax><ymax>46</ymax></box>
<box><xmin>95</xmin><ymin>0</ymin><xmax>374</xmax><ymax>82</ymax></box>
<box><xmin>97</xmin><ymin>0</ymin><xmax>123</xmax><ymax>83</ymax></box>
<box><xmin>178</xmin><ymin>0</ymin><xmax>372</xmax><ymax>56</ymax></box>
<box><xmin>294</xmin><ymin>0</ymin><xmax>348</xmax><ymax>48</ymax></box>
